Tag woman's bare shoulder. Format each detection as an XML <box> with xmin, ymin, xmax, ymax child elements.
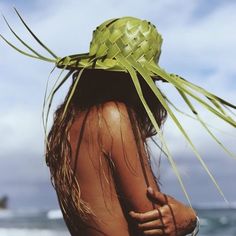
<box><xmin>101</xmin><ymin>101</ymin><xmax>130</xmax><ymax>123</ymax></box>
<box><xmin>100</xmin><ymin>101</ymin><xmax>131</xmax><ymax>141</ymax></box>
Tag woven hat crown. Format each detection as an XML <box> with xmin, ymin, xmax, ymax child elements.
<box><xmin>89</xmin><ymin>17</ymin><xmax>163</xmax><ymax>64</ymax></box>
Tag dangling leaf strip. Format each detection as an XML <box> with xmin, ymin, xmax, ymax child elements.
<box><xmin>44</xmin><ymin>70</ymin><xmax>74</xmax><ymax>137</ymax></box>
<box><xmin>144</xmin><ymin>63</ymin><xmax>229</xmax><ymax>202</ymax></box>
<box><xmin>42</xmin><ymin>58</ymin><xmax>77</xmax><ymax>145</ymax></box>
<box><xmin>174</xmin><ymin>74</ymin><xmax>236</xmax><ymax>110</ymax></box>
<box><xmin>0</xmin><ymin>33</ymin><xmax>52</xmax><ymax>61</ymax></box>
<box><xmin>14</xmin><ymin>8</ymin><xmax>58</xmax><ymax>59</ymax></box>
<box><xmin>147</xmin><ymin>66</ymin><xmax>236</xmax><ymax>128</ymax></box>
<box><xmin>222</xmin><ymin>104</ymin><xmax>236</xmax><ymax>118</ymax></box>
<box><xmin>116</xmin><ymin>54</ymin><xmax>192</xmax><ymax>206</ymax></box>
<box><xmin>178</xmin><ymin>90</ymin><xmax>236</xmax><ymax>159</ymax></box>
<box><xmin>46</xmin><ymin>59</ymin><xmax>72</xmax><ymax>105</ymax></box>
<box><xmin>42</xmin><ymin>65</ymin><xmax>57</xmax><ymax>143</ymax></box>
<box><xmin>61</xmin><ymin>68</ymin><xmax>86</xmax><ymax>119</ymax></box>
<box><xmin>163</xmin><ymin>92</ymin><xmax>236</xmax><ymax>138</ymax></box>
<box><xmin>0</xmin><ymin>9</ymin><xmax>58</xmax><ymax>64</ymax></box>
<box><xmin>2</xmin><ymin>14</ymin><xmax>55</xmax><ymax>62</ymax></box>
<box><xmin>126</xmin><ymin>58</ymin><xmax>228</xmax><ymax>202</ymax></box>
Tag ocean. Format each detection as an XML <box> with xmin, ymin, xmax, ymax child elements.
<box><xmin>0</xmin><ymin>207</ymin><xmax>236</xmax><ymax>236</ymax></box>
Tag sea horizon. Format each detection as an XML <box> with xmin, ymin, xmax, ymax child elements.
<box><xmin>1</xmin><ymin>205</ymin><xmax>236</xmax><ymax>236</ymax></box>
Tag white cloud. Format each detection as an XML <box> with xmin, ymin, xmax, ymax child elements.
<box><xmin>0</xmin><ymin>0</ymin><xmax>236</xmax><ymax>207</ymax></box>
<box><xmin>160</xmin><ymin>2</ymin><xmax>236</xmax><ymax>76</ymax></box>
<box><xmin>0</xmin><ymin>107</ymin><xmax>44</xmax><ymax>155</ymax></box>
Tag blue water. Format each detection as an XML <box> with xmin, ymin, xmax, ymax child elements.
<box><xmin>0</xmin><ymin>208</ymin><xmax>236</xmax><ymax>236</ymax></box>
<box><xmin>197</xmin><ymin>208</ymin><xmax>236</xmax><ymax>236</ymax></box>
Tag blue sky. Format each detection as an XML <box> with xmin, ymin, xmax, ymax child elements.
<box><xmin>0</xmin><ymin>0</ymin><xmax>236</xmax><ymax>209</ymax></box>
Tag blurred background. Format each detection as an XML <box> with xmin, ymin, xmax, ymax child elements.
<box><xmin>0</xmin><ymin>0</ymin><xmax>236</xmax><ymax>235</ymax></box>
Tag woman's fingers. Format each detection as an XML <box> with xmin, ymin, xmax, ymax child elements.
<box><xmin>131</xmin><ymin>188</ymin><xmax>197</xmax><ymax>235</ymax></box>
<box><xmin>143</xmin><ymin>229</ymin><xmax>165</xmax><ymax>235</ymax></box>
<box><xmin>130</xmin><ymin>205</ymin><xmax>176</xmax><ymax>235</ymax></box>
<box><xmin>129</xmin><ymin>209</ymin><xmax>160</xmax><ymax>222</ymax></box>
<box><xmin>138</xmin><ymin>219</ymin><xmax>164</xmax><ymax>230</ymax></box>
<box><xmin>147</xmin><ymin>187</ymin><xmax>167</xmax><ymax>205</ymax></box>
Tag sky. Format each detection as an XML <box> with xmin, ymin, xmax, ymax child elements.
<box><xmin>0</xmin><ymin>0</ymin><xmax>236</xmax><ymax>209</ymax></box>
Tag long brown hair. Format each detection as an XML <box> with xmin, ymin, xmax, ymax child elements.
<box><xmin>45</xmin><ymin>69</ymin><xmax>167</xmax><ymax>234</ymax></box>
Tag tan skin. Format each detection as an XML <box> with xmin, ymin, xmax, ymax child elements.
<box><xmin>68</xmin><ymin>101</ymin><xmax>196</xmax><ymax>236</ymax></box>
<box><xmin>130</xmin><ymin>187</ymin><xmax>197</xmax><ymax>236</ymax></box>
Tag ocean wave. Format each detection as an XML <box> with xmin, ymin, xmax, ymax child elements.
<box><xmin>0</xmin><ymin>208</ymin><xmax>63</xmax><ymax>220</ymax></box>
<box><xmin>0</xmin><ymin>228</ymin><xmax>69</xmax><ymax>236</ymax></box>
<box><xmin>0</xmin><ymin>210</ymin><xmax>14</xmax><ymax>219</ymax></box>
<box><xmin>46</xmin><ymin>209</ymin><xmax>63</xmax><ymax>220</ymax></box>
<box><xmin>195</xmin><ymin>202</ymin><xmax>236</xmax><ymax>210</ymax></box>
<box><xmin>0</xmin><ymin>209</ymin><xmax>44</xmax><ymax>219</ymax></box>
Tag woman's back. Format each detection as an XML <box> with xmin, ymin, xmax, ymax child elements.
<box><xmin>45</xmin><ymin>70</ymin><xmax>166</xmax><ymax>235</ymax></box>
<box><xmin>69</xmin><ymin>104</ymin><xmax>130</xmax><ymax>236</ymax></box>
<box><xmin>68</xmin><ymin>101</ymin><xmax>159</xmax><ymax>236</ymax></box>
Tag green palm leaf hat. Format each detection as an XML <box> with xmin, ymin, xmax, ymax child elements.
<box><xmin>1</xmin><ymin>9</ymin><xmax>236</xmax><ymax>204</ymax></box>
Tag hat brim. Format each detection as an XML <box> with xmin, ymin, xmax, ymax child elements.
<box><xmin>56</xmin><ymin>53</ymin><xmax>166</xmax><ymax>82</ymax></box>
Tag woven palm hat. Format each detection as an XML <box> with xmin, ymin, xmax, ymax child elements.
<box><xmin>56</xmin><ymin>17</ymin><xmax>163</xmax><ymax>77</ymax></box>
<box><xmin>1</xmin><ymin>10</ymin><xmax>236</xmax><ymax>204</ymax></box>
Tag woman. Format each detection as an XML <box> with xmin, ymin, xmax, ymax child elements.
<box><xmin>3</xmin><ymin>12</ymin><xmax>235</xmax><ymax>236</ymax></box>
<box><xmin>46</xmin><ymin>69</ymin><xmax>197</xmax><ymax>235</ymax></box>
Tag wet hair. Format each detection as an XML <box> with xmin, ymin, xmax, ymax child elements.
<box><xmin>71</xmin><ymin>69</ymin><xmax>167</xmax><ymax>135</ymax></box>
<box><xmin>45</xmin><ymin>69</ymin><xmax>167</xmax><ymax>234</ymax></box>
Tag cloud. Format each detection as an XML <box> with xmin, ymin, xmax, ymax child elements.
<box><xmin>158</xmin><ymin>154</ymin><xmax>236</xmax><ymax>203</ymax></box>
<box><xmin>0</xmin><ymin>0</ymin><xmax>236</xmax><ymax>208</ymax></box>
<box><xmin>0</xmin><ymin>108</ymin><xmax>44</xmax><ymax>152</ymax></box>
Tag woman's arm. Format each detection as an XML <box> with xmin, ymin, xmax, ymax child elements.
<box><xmin>101</xmin><ymin>101</ymin><xmax>160</xmax><ymax>213</ymax></box>
<box><xmin>130</xmin><ymin>188</ymin><xmax>197</xmax><ymax>236</ymax></box>
<box><xmin>101</xmin><ymin>101</ymin><xmax>197</xmax><ymax>236</ymax></box>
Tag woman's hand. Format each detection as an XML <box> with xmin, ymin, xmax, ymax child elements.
<box><xmin>129</xmin><ymin>187</ymin><xmax>197</xmax><ymax>236</ymax></box>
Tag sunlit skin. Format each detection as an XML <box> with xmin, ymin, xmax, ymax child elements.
<box><xmin>68</xmin><ymin>101</ymin><xmax>196</xmax><ymax>236</ymax></box>
<box><xmin>130</xmin><ymin>187</ymin><xmax>197</xmax><ymax>236</ymax></box>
